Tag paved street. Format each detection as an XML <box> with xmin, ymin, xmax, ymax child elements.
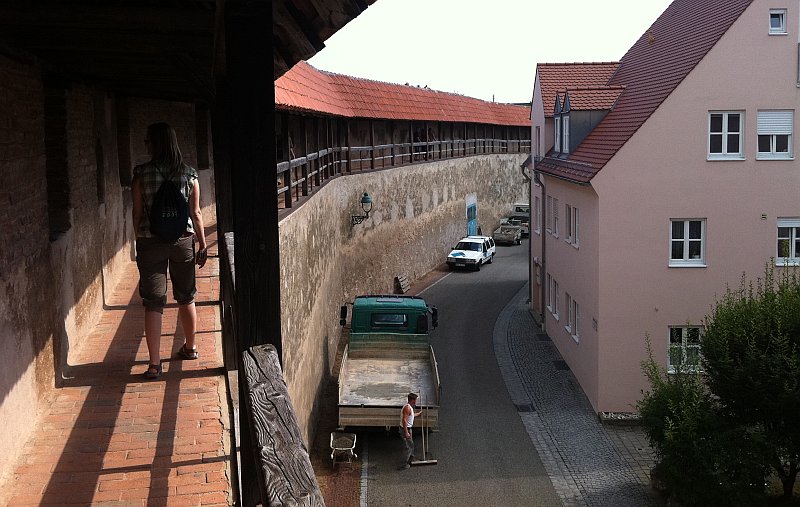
<box><xmin>360</xmin><ymin>239</ymin><xmax>664</xmax><ymax>507</ymax></box>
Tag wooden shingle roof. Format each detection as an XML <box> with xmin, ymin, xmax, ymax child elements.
<box><xmin>538</xmin><ymin>0</ymin><xmax>754</xmax><ymax>183</ymax></box>
<box><xmin>276</xmin><ymin>61</ymin><xmax>531</xmax><ymax>126</ymax></box>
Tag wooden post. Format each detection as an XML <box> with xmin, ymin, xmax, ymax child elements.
<box><xmin>219</xmin><ymin>6</ymin><xmax>281</xmax><ymax>503</ymax></box>
<box><xmin>369</xmin><ymin>119</ymin><xmax>375</xmax><ymax>170</ymax></box>
<box><xmin>345</xmin><ymin>119</ymin><xmax>352</xmax><ymax>173</ymax></box>
<box><xmin>390</xmin><ymin>121</ymin><xmax>396</xmax><ymax>167</ymax></box>
<box><xmin>281</xmin><ymin>112</ymin><xmax>292</xmax><ymax>209</ymax></box>
<box><xmin>301</xmin><ymin>117</ymin><xmax>308</xmax><ymax>196</ymax></box>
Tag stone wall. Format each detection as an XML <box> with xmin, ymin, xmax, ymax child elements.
<box><xmin>0</xmin><ymin>51</ymin><xmax>213</xmax><ymax>484</ymax></box>
<box><xmin>278</xmin><ymin>153</ymin><xmax>528</xmax><ymax>443</ymax></box>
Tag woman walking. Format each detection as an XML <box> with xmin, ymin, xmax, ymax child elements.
<box><xmin>132</xmin><ymin>122</ymin><xmax>207</xmax><ymax>380</ymax></box>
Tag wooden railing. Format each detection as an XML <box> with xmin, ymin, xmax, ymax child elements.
<box><xmin>277</xmin><ymin>137</ymin><xmax>531</xmax><ymax>210</ymax></box>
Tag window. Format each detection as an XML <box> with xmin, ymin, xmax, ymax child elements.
<box><xmin>565</xmin><ymin>293</ymin><xmax>579</xmax><ymax>342</ymax></box>
<box><xmin>668</xmin><ymin>326</ymin><xmax>703</xmax><ymax>373</ymax></box>
<box><xmin>371</xmin><ymin>313</ymin><xmax>408</xmax><ymax>328</ymax></box>
<box><xmin>563</xmin><ymin>115</ymin><xmax>570</xmax><ymax>154</ymax></box>
<box><xmin>708</xmin><ymin>111</ymin><xmax>743</xmax><ymax>159</ymax></box>
<box><xmin>565</xmin><ymin>204</ymin><xmax>579</xmax><ymax>247</ymax></box>
<box><xmin>546</xmin><ymin>195</ymin><xmax>553</xmax><ymax>232</ymax></box>
<box><xmin>554</xmin><ymin>117</ymin><xmax>561</xmax><ymax>153</ymax></box>
<box><xmin>534</xmin><ymin>195</ymin><xmax>542</xmax><ymax>234</ymax></box>
<box><xmin>552</xmin><ymin>198</ymin><xmax>559</xmax><ymax>237</ymax></box>
<box><xmin>535</xmin><ymin>126</ymin><xmax>541</xmax><ymax>160</ymax></box>
<box><xmin>770</xmin><ymin>9</ymin><xmax>787</xmax><ymax>34</ymax></box>
<box><xmin>777</xmin><ymin>218</ymin><xmax>800</xmax><ymax>265</ymax></box>
<box><xmin>757</xmin><ymin>110</ymin><xmax>793</xmax><ymax>160</ymax></box>
<box><xmin>670</xmin><ymin>219</ymin><xmax>706</xmax><ymax>266</ymax></box>
<box><xmin>547</xmin><ymin>274</ymin><xmax>559</xmax><ymax>320</ymax></box>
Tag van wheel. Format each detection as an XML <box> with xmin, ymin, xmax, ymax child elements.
<box><xmin>487</xmin><ymin>254</ymin><xmax>493</xmax><ymax>264</ymax></box>
<box><xmin>516</xmin><ymin>238</ymin><xmax>521</xmax><ymax>245</ymax></box>
<box><xmin>474</xmin><ymin>262</ymin><xmax>481</xmax><ymax>271</ymax></box>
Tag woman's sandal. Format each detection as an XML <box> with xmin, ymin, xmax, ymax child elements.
<box><xmin>177</xmin><ymin>344</ymin><xmax>199</xmax><ymax>360</ymax></box>
<box><xmin>144</xmin><ymin>363</ymin><xmax>162</xmax><ymax>380</ymax></box>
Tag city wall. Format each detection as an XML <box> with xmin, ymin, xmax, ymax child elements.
<box><xmin>278</xmin><ymin>154</ymin><xmax>528</xmax><ymax>442</ymax></box>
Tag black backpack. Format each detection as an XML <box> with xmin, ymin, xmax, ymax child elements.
<box><xmin>148</xmin><ymin>166</ymin><xmax>189</xmax><ymax>242</ymax></box>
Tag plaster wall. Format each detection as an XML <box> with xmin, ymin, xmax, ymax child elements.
<box><xmin>533</xmin><ymin>176</ymin><xmax>601</xmax><ymax>407</ymax></box>
<box><xmin>278</xmin><ymin>153</ymin><xmax>528</xmax><ymax>443</ymax></box>
<box><xmin>591</xmin><ymin>0</ymin><xmax>800</xmax><ymax>412</ymax></box>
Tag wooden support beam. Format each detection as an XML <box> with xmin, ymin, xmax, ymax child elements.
<box><xmin>369</xmin><ymin>119</ymin><xmax>375</xmax><ymax>170</ymax></box>
<box><xmin>301</xmin><ymin>117</ymin><xmax>309</xmax><ymax>196</ymax></box>
<box><xmin>243</xmin><ymin>344</ymin><xmax>323</xmax><ymax>507</ymax></box>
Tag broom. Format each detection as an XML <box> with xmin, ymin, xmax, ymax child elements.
<box><xmin>410</xmin><ymin>392</ymin><xmax>438</xmax><ymax>466</ymax></box>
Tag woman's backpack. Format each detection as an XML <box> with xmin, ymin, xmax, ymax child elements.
<box><xmin>149</xmin><ymin>166</ymin><xmax>189</xmax><ymax>242</ymax></box>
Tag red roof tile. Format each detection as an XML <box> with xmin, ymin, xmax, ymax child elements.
<box><xmin>275</xmin><ymin>61</ymin><xmax>531</xmax><ymax>126</ymax></box>
<box><xmin>537</xmin><ymin>63</ymin><xmax>619</xmax><ymax>118</ymax></box>
<box><xmin>539</xmin><ymin>0</ymin><xmax>754</xmax><ymax>183</ymax></box>
<box><xmin>565</xmin><ymin>86</ymin><xmax>625</xmax><ymax>111</ymax></box>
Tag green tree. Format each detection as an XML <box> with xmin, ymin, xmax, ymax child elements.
<box><xmin>638</xmin><ymin>338</ymin><xmax>768</xmax><ymax>506</ymax></box>
<box><xmin>702</xmin><ymin>267</ymin><xmax>800</xmax><ymax>499</ymax></box>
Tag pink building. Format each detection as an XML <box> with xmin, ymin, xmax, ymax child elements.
<box><xmin>530</xmin><ymin>0</ymin><xmax>799</xmax><ymax>414</ymax></box>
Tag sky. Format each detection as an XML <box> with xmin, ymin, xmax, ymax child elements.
<box><xmin>308</xmin><ymin>0</ymin><xmax>674</xmax><ymax>104</ymax></box>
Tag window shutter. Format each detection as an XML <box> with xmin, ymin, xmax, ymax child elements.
<box><xmin>778</xmin><ymin>218</ymin><xmax>800</xmax><ymax>228</ymax></box>
<box><xmin>757</xmin><ymin>111</ymin><xmax>793</xmax><ymax>134</ymax></box>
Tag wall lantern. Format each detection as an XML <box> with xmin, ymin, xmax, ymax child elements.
<box><xmin>351</xmin><ymin>192</ymin><xmax>373</xmax><ymax>226</ymax></box>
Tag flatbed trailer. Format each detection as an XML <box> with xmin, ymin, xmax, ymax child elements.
<box><xmin>338</xmin><ymin>338</ymin><xmax>440</xmax><ymax>429</ymax></box>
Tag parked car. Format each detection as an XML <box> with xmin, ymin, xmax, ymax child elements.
<box><xmin>446</xmin><ymin>235</ymin><xmax>496</xmax><ymax>271</ymax></box>
<box><xmin>503</xmin><ymin>214</ymin><xmax>530</xmax><ymax>237</ymax></box>
<box><xmin>493</xmin><ymin>222</ymin><xmax>523</xmax><ymax>245</ymax></box>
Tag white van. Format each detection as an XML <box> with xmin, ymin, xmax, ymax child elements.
<box><xmin>512</xmin><ymin>202</ymin><xmax>530</xmax><ymax>216</ymax></box>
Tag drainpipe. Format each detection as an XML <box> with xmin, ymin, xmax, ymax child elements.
<box><xmin>533</xmin><ymin>170</ymin><xmax>546</xmax><ymax>333</ymax></box>
<box><xmin>520</xmin><ymin>161</ymin><xmax>532</xmax><ymax>304</ymax></box>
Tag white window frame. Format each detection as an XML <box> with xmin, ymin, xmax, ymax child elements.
<box><xmin>668</xmin><ymin>326</ymin><xmax>703</xmax><ymax>374</ymax></box>
<box><xmin>565</xmin><ymin>204</ymin><xmax>579</xmax><ymax>247</ymax></box>
<box><xmin>547</xmin><ymin>274</ymin><xmax>559</xmax><ymax>320</ymax></box>
<box><xmin>563</xmin><ymin>115</ymin><xmax>570</xmax><ymax>154</ymax></box>
<box><xmin>546</xmin><ymin>195</ymin><xmax>553</xmax><ymax>233</ymax></box>
<box><xmin>534</xmin><ymin>195</ymin><xmax>542</xmax><ymax>234</ymax></box>
<box><xmin>708</xmin><ymin>111</ymin><xmax>744</xmax><ymax>160</ymax></box>
<box><xmin>552</xmin><ymin>198</ymin><xmax>559</xmax><ymax>238</ymax></box>
<box><xmin>554</xmin><ymin>117</ymin><xmax>562</xmax><ymax>153</ymax></box>
<box><xmin>770</xmin><ymin>8</ymin><xmax>787</xmax><ymax>35</ymax></box>
<box><xmin>565</xmin><ymin>293</ymin><xmax>579</xmax><ymax>343</ymax></box>
<box><xmin>757</xmin><ymin>110</ymin><xmax>793</xmax><ymax>160</ymax></box>
<box><xmin>669</xmin><ymin>219</ymin><xmax>706</xmax><ymax>267</ymax></box>
<box><xmin>776</xmin><ymin>217</ymin><xmax>800</xmax><ymax>266</ymax></box>
<box><xmin>552</xmin><ymin>278</ymin><xmax>559</xmax><ymax>321</ymax></box>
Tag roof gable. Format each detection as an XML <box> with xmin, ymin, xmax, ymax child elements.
<box><xmin>275</xmin><ymin>61</ymin><xmax>531</xmax><ymax>126</ymax></box>
<box><xmin>538</xmin><ymin>0</ymin><xmax>754</xmax><ymax>183</ymax></box>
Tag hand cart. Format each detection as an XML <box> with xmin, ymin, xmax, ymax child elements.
<box><xmin>330</xmin><ymin>431</ymin><xmax>357</xmax><ymax>470</ymax></box>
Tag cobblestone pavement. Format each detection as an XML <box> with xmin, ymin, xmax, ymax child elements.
<box><xmin>495</xmin><ymin>284</ymin><xmax>665</xmax><ymax>507</ymax></box>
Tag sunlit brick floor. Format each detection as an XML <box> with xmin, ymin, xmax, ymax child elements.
<box><xmin>3</xmin><ymin>227</ymin><xmax>232</xmax><ymax>506</ymax></box>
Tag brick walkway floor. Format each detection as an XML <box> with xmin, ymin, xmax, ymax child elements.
<box><xmin>2</xmin><ymin>228</ymin><xmax>232</xmax><ymax>506</ymax></box>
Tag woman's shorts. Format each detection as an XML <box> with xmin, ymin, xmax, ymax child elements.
<box><xmin>135</xmin><ymin>236</ymin><xmax>196</xmax><ymax>312</ymax></box>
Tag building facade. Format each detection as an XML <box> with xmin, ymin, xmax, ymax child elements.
<box><xmin>530</xmin><ymin>0</ymin><xmax>798</xmax><ymax>413</ymax></box>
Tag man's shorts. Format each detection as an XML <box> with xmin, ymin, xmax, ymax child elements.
<box><xmin>135</xmin><ymin>236</ymin><xmax>196</xmax><ymax>312</ymax></box>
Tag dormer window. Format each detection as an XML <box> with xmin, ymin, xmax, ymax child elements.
<box><xmin>554</xmin><ymin>116</ymin><xmax>562</xmax><ymax>153</ymax></box>
<box><xmin>562</xmin><ymin>115</ymin><xmax>570</xmax><ymax>154</ymax></box>
<box><xmin>553</xmin><ymin>94</ymin><xmax>563</xmax><ymax>153</ymax></box>
<box><xmin>769</xmin><ymin>9</ymin><xmax>787</xmax><ymax>34</ymax></box>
